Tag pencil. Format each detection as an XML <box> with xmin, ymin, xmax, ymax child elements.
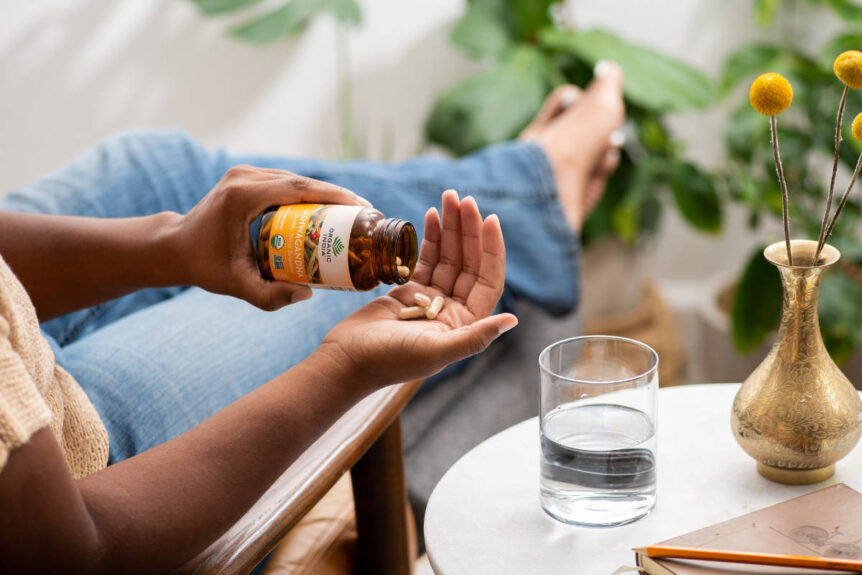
<box><xmin>634</xmin><ymin>545</ymin><xmax>862</xmax><ymax>572</ymax></box>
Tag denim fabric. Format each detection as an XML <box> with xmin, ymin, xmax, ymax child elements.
<box><xmin>2</xmin><ymin>129</ymin><xmax>580</xmax><ymax>462</ymax></box>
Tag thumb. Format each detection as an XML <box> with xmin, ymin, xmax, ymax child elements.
<box><xmin>572</xmin><ymin>61</ymin><xmax>625</xmax><ymax>169</ymax></box>
<box><xmin>437</xmin><ymin>314</ymin><xmax>518</xmax><ymax>363</ymax></box>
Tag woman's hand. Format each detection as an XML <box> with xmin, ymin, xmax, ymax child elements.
<box><xmin>314</xmin><ymin>190</ymin><xmax>518</xmax><ymax>390</ymax></box>
<box><xmin>172</xmin><ymin>165</ymin><xmax>371</xmax><ymax>310</ymax></box>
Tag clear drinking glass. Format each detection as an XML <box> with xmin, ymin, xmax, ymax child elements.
<box><xmin>539</xmin><ymin>335</ymin><xmax>658</xmax><ymax>527</ymax></box>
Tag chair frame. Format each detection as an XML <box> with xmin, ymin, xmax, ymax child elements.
<box><xmin>174</xmin><ymin>380</ymin><xmax>423</xmax><ymax>575</ymax></box>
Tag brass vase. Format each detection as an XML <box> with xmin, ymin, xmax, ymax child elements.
<box><xmin>731</xmin><ymin>240</ymin><xmax>862</xmax><ymax>484</ymax></box>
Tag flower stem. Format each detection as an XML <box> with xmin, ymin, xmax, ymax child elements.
<box><xmin>822</xmin><ymin>152</ymin><xmax>862</xmax><ymax>245</ymax></box>
<box><xmin>771</xmin><ymin>115</ymin><xmax>793</xmax><ymax>266</ymax></box>
<box><xmin>816</xmin><ymin>85</ymin><xmax>849</xmax><ymax>262</ymax></box>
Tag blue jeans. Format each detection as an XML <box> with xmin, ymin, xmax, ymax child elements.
<box><xmin>2</xmin><ymin>129</ymin><xmax>580</xmax><ymax>463</ymax></box>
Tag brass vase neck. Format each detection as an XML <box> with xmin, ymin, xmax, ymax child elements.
<box><xmin>774</xmin><ymin>265</ymin><xmax>827</xmax><ymax>353</ymax></box>
<box><xmin>765</xmin><ymin>240</ymin><xmax>838</xmax><ymax>357</ymax></box>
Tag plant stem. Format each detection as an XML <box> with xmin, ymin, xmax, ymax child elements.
<box><xmin>816</xmin><ymin>85</ymin><xmax>849</xmax><ymax>261</ymax></box>
<box><xmin>771</xmin><ymin>115</ymin><xmax>793</xmax><ymax>266</ymax></box>
<box><xmin>822</xmin><ymin>152</ymin><xmax>862</xmax><ymax>245</ymax></box>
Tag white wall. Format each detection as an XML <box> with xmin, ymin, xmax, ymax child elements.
<box><xmin>0</xmin><ymin>0</ymin><xmax>476</xmax><ymax>190</ymax></box>
<box><xmin>0</xmin><ymin>0</ymin><xmax>844</xmax><ymax>302</ymax></box>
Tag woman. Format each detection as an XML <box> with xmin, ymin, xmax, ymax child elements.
<box><xmin>0</xmin><ymin>65</ymin><xmax>623</xmax><ymax>571</ymax></box>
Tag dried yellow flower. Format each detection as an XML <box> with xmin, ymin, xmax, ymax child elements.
<box><xmin>749</xmin><ymin>73</ymin><xmax>793</xmax><ymax>116</ymax></box>
<box><xmin>853</xmin><ymin>112</ymin><xmax>862</xmax><ymax>143</ymax></box>
<box><xmin>834</xmin><ymin>51</ymin><xmax>862</xmax><ymax>90</ymax></box>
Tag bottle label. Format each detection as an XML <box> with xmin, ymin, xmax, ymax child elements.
<box><xmin>267</xmin><ymin>204</ymin><xmax>363</xmax><ymax>290</ymax></box>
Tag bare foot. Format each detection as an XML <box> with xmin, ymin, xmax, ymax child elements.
<box><xmin>520</xmin><ymin>62</ymin><xmax>625</xmax><ymax>232</ymax></box>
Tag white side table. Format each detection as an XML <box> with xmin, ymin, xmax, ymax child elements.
<box><xmin>424</xmin><ymin>383</ymin><xmax>862</xmax><ymax>574</ymax></box>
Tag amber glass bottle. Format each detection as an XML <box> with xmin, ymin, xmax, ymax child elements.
<box><xmin>252</xmin><ymin>204</ymin><xmax>417</xmax><ymax>291</ymax></box>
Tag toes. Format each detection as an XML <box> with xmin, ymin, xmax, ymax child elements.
<box><xmin>519</xmin><ymin>84</ymin><xmax>581</xmax><ymax>140</ymax></box>
<box><xmin>597</xmin><ymin>148</ymin><xmax>621</xmax><ymax>176</ymax></box>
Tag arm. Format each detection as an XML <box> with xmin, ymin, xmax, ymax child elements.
<box><xmin>0</xmin><ymin>192</ymin><xmax>517</xmax><ymax>573</ymax></box>
<box><xmin>0</xmin><ymin>165</ymin><xmax>370</xmax><ymax>321</ymax></box>
<box><xmin>0</xmin><ymin>353</ymin><xmax>369</xmax><ymax>573</ymax></box>
<box><xmin>0</xmin><ymin>211</ymin><xmax>182</xmax><ymax>321</ymax></box>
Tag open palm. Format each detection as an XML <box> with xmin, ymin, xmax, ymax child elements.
<box><xmin>319</xmin><ymin>190</ymin><xmax>518</xmax><ymax>388</ymax></box>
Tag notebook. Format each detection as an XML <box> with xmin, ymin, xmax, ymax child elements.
<box><xmin>635</xmin><ymin>484</ymin><xmax>862</xmax><ymax>574</ymax></box>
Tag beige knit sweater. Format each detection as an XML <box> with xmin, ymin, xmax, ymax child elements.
<box><xmin>0</xmin><ymin>253</ymin><xmax>108</xmax><ymax>478</ymax></box>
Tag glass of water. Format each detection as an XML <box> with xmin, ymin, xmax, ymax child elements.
<box><xmin>539</xmin><ymin>335</ymin><xmax>658</xmax><ymax>527</ymax></box>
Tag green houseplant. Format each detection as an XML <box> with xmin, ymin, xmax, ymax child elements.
<box><xmin>186</xmin><ymin>0</ymin><xmax>361</xmax><ymax>43</ymax></box>
<box><xmin>424</xmin><ymin>0</ymin><xmax>719</xmax><ymax>245</ymax></box>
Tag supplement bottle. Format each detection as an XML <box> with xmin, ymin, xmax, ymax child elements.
<box><xmin>252</xmin><ymin>204</ymin><xmax>417</xmax><ymax>291</ymax></box>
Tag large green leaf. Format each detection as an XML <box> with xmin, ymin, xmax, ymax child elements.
<box><xmin>725</xmin><ymin>102</ymin><xmax>768</xmax><ymax>161</ymax></box>
<box><xmin>425</xmin><ymin>46</ymin><xmax>547</xmax><ymax>155</ymax></box>
<box><xmin>231</xmin><ymin>0</ymin><xmax>360</xmax><ymax>44</ymax></box>
<box><xmin>826</xmin><ymin>0</ymin><xmax>862</xmax><ymax>21</ymax></box>
<box><xmin>191</xmin><ymin>0</ymin><xmax>262</xmax><ymax>16</ymax></box>
<box><xmin>773</xmin><ymin>127</ymin><xmax>812</xmax><ymax>195</ymax></box>
<box><xmin>732</xmin><ymin>246</ymin><xmax>782</xmax><ymax>352</ymax></box>
<box><xmin>719</xmin><ymin>45</ymin><xmax>781</xmax><ymax>95</ymax></box>
<box><xmin>611</xmin><ymin>160</ymin><xmax>659</xmax><ymax>243</ymax></box>
<box><xmin>451</xmin><ymin>2</ymin><xmax>511</xmax><ymax>58</ymax></box>
<box><xmin>454</xmin><ymin>0</ymin><xmax>559</xmax><ymax>44</ymax></box>
<box><xmin>539</xmin><ymin>28</ymin><xmax>713</xmax><ymax>112</ymax></box>
<box><xmin>820</xmin><ymin>33</ymin><xmax>862</xmax><ymax>69</ymax></box>
<box><xmin>582</xmin><ymin>153</ymin><xmax>634</xmax><ymax>244</ymax></box>
<box><xmin>819</xmin><ymin>270</ymin><xmax>862</xmax><ymax>365</ymax></box>
<box><xmin>638</xmin><ymin>115</ymin><xmax>671</xmax><ymax>154</ymax></box>
<box><xmin>510</xmin><ymin>0</ymin><xmax>557</xmax><ymax>41</ymax></box>
<box><xmin>669</xmin><ymin>162</ymin><xmax>722</xmax><ymax>233</ymax></box>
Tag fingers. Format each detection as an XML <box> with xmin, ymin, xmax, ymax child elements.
<box><xmin>465</xmin><ymin>214</ymin><xmax>507</xmax><ymax>317</ymax></box>
<box><xmin>520</xmin><ymin>85</ymin><xmax>581</xmax><ymax>139</ymax></box>
<box><xmin>411</xmin><ymin>207</ymin><xmax>441</xmax><ymax>286</ymax></box>
<box><xmin>223</xmin><ymin>165</ymin><xmax>372</xmax><ymax>211</ymax></box>
<box><xmin>450</xmin><ymin>196</ymin><xmax>484</xmax><ymax>303</ymax></box>
<box><xmin>240</xmin><ymin>273</ymin><xmax>313</xmax><ymax>311</ymax></box>
<box><xmin>414</xmin><ymin>191</ymin><xmax>505</xmax><ymax>315</ymax></box>
<box><xmin>599</xmin><ymin>147</ymin><xmax>621</xmax><ymax>175</ymax></box>
<box><xmin>437</xmin><ymin>313</ymin><xmax>519</xmax><ymax>363</ymax></box>
<box><xmin>256</xmin><ymin>174</ymin><xmax>371</xmax><ymax>208</ymax></box>
<box><xmin>430</xmin><ymin>189</ymin><xmax>463</xmax><ymax>294</ymax></box>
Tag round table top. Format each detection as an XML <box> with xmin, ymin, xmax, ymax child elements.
<box><xmin>424</xmin><ymin>383</ymin><xmax>862</xmax><ymax>575</ymax></box>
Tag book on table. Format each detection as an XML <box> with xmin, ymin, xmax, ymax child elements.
<box><xmin>635</xmin><ymin>484</ymin><xmax>862</xmax><ymax>574</ymax></box>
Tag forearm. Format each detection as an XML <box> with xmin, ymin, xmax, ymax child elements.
<box><xmin>0</xmin><ymin>349</ymin><xmax>366</xmax><ymax>573</ymax></box>
<box><xmin>0</xmin><ymin>210</ymin><xmax>185</xmax><ymax>320</ymax></box>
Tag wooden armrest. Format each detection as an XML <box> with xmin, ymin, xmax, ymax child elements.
<box><xmin>174</xmin><ymin>380</ymin><xmax>423</xmax><ymax>575</ymax></box>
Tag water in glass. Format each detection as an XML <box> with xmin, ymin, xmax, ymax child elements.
<box><xmin>540</xmin><ymin>402</ymin><xmax>656</xmax><ymax>527</ymax></box>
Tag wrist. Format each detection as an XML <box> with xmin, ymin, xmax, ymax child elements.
<box><xmin>147</xmin><ymin>211</ymin><xmax>191</xmax><ymax>287</ymax></box>
<box><xmin>302</xmin><ymin>344</ymin><xmax>373</xmax><ymax>399</ymax></box>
